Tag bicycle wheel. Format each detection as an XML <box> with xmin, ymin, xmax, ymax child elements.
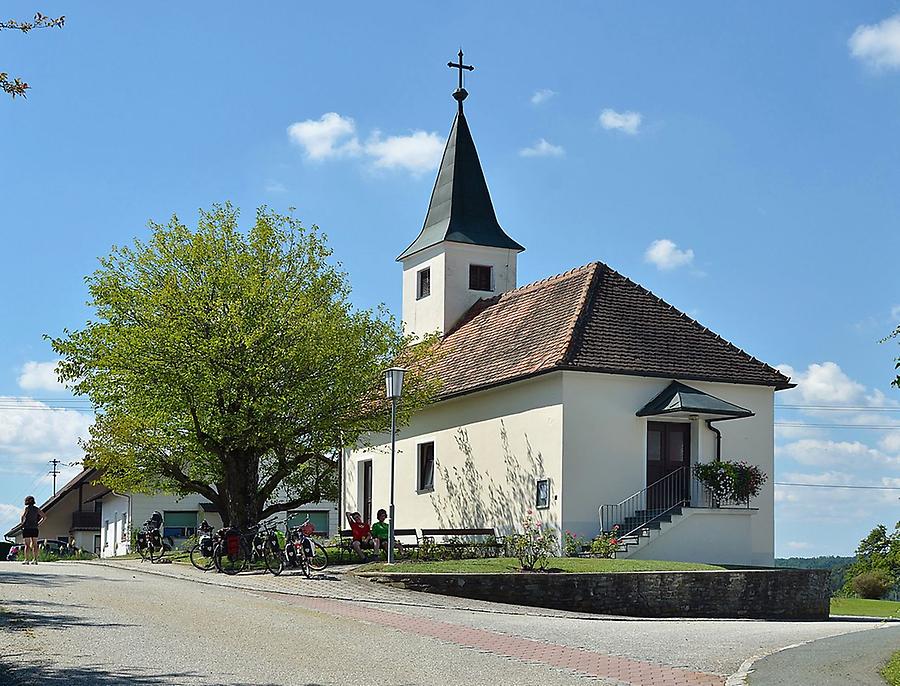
<box><xmin>216</xmin><ymin>540</ymin><xmax>248</xmax><ymax>575</ymax></box>
<box><xmin>263</xmin><ymin>540</ymin><xmax>284</xmax><ymax>576</ymax></box>
<box><xmin>148</xmin><ymin>534</ymin><xmax>166</xmax><ymax>563</ymax></box>
<box><xmin>306</xmin><ymin>539</ymin><xmax>329</xmax><ymax>572</ymax></box>
<box><xmin>189</xmin><ymin>543</ymin><xmax>214</xmax><ymax>571</ymax></box>
<box><xmin>136</xmin><ymin>540</ymin><xmax>149</xmax><ymax>561</ymax></box>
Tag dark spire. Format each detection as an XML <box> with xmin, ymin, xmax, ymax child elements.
<box><xmin>397</xmin><ymin>53</ymin><xmax>525</xmax><ymax>261</ymax></box>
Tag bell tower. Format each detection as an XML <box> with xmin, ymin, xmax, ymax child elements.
<box><xmin>398</xmin><ymin>51</ymin><xmax>525</xmax><ymax>339</ymax></box>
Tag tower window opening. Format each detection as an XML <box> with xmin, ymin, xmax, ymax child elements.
<box><xmin>469</xmin><ymin>264</ymin><xmax>493</xmax><ymax>292</ymax></box>
<box><xmin>417</xmin><ymin>268</ymin><xmax>431</xmax><ymax>299</ymax></box>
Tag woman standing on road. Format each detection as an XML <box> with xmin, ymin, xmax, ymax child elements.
<box><xmin>20</xmin><ymin>496</ymin><xmax>46</xmax><ymax>565</ymax></box>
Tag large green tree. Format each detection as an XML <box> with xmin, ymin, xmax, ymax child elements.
<box><xmin>53</xmin><ymin>204</ymin><xmax>437</xmax><ymax>527</ymax></box>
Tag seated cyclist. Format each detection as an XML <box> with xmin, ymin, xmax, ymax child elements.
<box><xmin>346</xmin><ymin>512</ymin><xmax>374</xmax><ymax>561</ymax></box>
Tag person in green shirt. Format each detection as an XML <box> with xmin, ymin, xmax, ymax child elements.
<box><xmin>371</xmin><ymin>509</ymin><xmax>390</xmax><ymax>557</ymax></box>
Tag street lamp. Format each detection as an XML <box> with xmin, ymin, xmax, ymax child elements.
<box><xmin>384</xmin><ymin>367</ymin><xmax>406</xmax><ymax>564</ymax></box>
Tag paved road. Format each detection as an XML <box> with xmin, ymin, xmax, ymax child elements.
<box><xmin>0</xmin><ymin>561</ymin><xmax>890</xmax><ymax>685</ymax></box>
<box><xmin>748</xmin><ymin>623</ymin><xmax>900</xmax><ymax>686</ymax></box>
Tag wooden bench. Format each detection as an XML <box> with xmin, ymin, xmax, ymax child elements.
<box><xmin>338</xmin><ymin>527</ymin><xmax>420</xmax><ymax>561</ymax></box>
<box><xmin>419</xmin><ymin>528</ymin><xmax>505</xmax><ymax>559</ymax></box>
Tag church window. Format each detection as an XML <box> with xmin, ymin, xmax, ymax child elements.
<box><xmin>469</xmin><ymin>264</ymin><xmax>493</xmax><ymax>292</ymax></box>
<box><xmin>417</xmin><ymin>267</ymin><xmax>431</xmax><ymax>299</ymax></box>
<box><xmin>417</xmin><ymin>442</ymin><xmax>435</xmax><ymax>492</ymax></box>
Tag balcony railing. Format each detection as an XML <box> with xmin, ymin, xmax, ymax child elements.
<box><xmin>71</xmin><ymin>511</ymin><xmax>101</xmax><ymax>529</ymax></box>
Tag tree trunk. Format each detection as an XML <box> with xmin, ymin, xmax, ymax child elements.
<box><xmin>220</xmin><ymin>450</ymin><xmax>262</xmax><ymax>529</ymax></box>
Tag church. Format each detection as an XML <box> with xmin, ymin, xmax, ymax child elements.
<box><xmin>342</xmin><ymin>56</ymin><xmax>793</xmax><ymax>566</ymax></box>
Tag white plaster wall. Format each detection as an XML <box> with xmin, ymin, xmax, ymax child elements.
<box><xmin>100</xmin><ymin>493</ymin><xmax>130</xmax><ymax>558</ymax></box>
<box><xmin>628</xmin><ymin>509</ymin><xmax>759</xmax><ymax>566</ymax></box>
<box><xmin>400</xmin><ymin>242</ymin><xmax>518</xmax><ymax>339</ymax></box>
<box><xmin>442</xmin><ymin>243</ymin><xmax>517</xmax><ymax>334</ymax></box>
<box><xmin>400</xmin><ymin>244</ymin><xmax>445</xmax><ymax>339</ymax></box>
<box><xmin>561</xmin><ymin>371</ymin><xmax>775</xmax><ymax>566</ymax></box>
<box><xmin>345</xmin><ymin>374</ymin><xmax>563</xmax><ymax>537</ymax></box>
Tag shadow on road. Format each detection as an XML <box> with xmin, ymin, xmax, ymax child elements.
<box><xmin>0</xmin><ymin>568</ymin><xmax>124</xmax><ymax>587</ymax></box>
<box><xmin>0</xmin><ymin>654</ymin><xmax>332</xmax><ymax>686</ymax></box>
<box><xmin>0</xmin><ymin>656</ymin><xmax>330</xmax><ymax>686</ymax></box>
<box><xmin>1</xmin><ymin>599</ymin><xmax>135</xmax><ymax>632</ymax></box>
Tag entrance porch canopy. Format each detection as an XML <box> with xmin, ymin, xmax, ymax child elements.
<box><xmin>636</xmin><ymin>381</ymin><xmax>754</xmax><ymax>420</ymax></box>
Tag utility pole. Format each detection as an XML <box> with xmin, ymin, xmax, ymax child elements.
<box><xmin>49</xmin><ymin>459</ymin><xmax>61</xmax><ymax>495</ymax></box>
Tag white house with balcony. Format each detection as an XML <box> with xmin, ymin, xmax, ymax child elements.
<box><xmin>342</xmin><ymin>83</ymin><xmax>793</xmax><ymax>566</ymax></box>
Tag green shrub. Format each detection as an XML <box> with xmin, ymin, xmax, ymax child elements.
<box><xmin>589</xmin><ymin>528</ymin><xmax>621</xmax><ymax>558</ymax></box>
<box><xmin>508</xmin><ymin>512</ymin><xmax>557</xmax><ymax>571</ymax></box>
<box><xmin>851</xmin><ymin>569</ymin><xmax>893</xmax><ymax>599</ymax></box>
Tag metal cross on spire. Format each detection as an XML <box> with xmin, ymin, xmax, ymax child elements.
<box><xmin>447</xmin><ymin>49</ymin><xmax>474</xmax><ymax>112</ymax></box>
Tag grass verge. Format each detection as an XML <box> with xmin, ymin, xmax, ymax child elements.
<box><xmin>830</xmin><ymin>597</ymin><xmax>900</xmax><ymax>619</ymax></box>
<box><xmin>360</xmin><ymin>557</ymin><xmax>724</xmax><ymax>574</ymax></box>
<box><xmin>883</xmin><ymin>650</ymin><xmax>900</xmax><ymax>686</ymax></box>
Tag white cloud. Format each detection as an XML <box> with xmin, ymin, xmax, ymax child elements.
<box><xmin>891</xmin><ymin>304</ymin><xmax>900</xmax><ymax>321</ymax></box>
<box><xmin>0</xmin><ymin>396</ymin><xmax>93</xmax><ymax>469</ymax></box>
<box><xmin>849</xmin><ymin>13</ymin><xmax>900</xmax><ymax>70</ymax></box>
<box><xmin>644</xmin><ymin>239</ymin><xmax>694</xmax><ymax>271</ymax></box>
<box><xmin>880</xmin><ymin>431</ymin><xmax>900</xmax><ymax>454</ymax></box>
<box><xmin>287</xmin><ymin>113</ymin><xmax>443</xmax><ymax>174</ymax></box>
<box><xmin>17</xmin><ymin>361</ymin><xmax>65</xmax><ymax>392</ymax></box>
<box><xmin>364</xmin><ymin>130</ymin><xmax>444</xmax><ymax>174</ymax></box>
<box><xmin>264</xmin><ymin>180</ymin><xmax>287</xmax><ymax>194</ymax></box>
<box><xmin>785</xmin><ymin>541</ymin><xmax>814</xmax><ymax>551</ymax></box>
<box><xmin>599</xmin><ymin>108</ymin><xmax>642</xmax><ymax>135</ymax></box>
<box><xmin>287</xmin><ymin>112</ymin><xmax>361</xmax><ymax>160</ymax></box>
<box><xmin>519</xmin><ymin>138</ymin><xmax>565</xmax><ymax>158</ymax></box>
<box><xmin>0</xmin><ymin>503</ymin><xmax>20</xmax><ymax>537</ymax></box>
<box><xmin>775</xmin><ymin>361</ymin><xmax>866</xmax><ymax>405</ymax></box>
<box><xmin>531</xmin><ymin>88</ymin><xmax>557</xmax><ymax>105</ymax></box>
<box><xmin>778</xmin><ymin>438</ymin><xmax>899</xmax><ymax>467</ymax></box>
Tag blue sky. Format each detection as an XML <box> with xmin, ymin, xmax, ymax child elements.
<box><xmin>1</xmin><ymin>2</ymin><xmax>898</xmax><ymax>556</ymax></box>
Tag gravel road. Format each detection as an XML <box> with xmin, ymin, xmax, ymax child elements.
<box><xmin>0</xmin><ymin>563</ymin><xmax>588</xmax><ymax>685</ymax></box>
<box><xmin>0</xmin><ymin>561</ymin><xmax>891</xmax><ymax>685</ymax></box>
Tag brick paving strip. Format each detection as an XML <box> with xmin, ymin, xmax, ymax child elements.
<box><xmin>259</xmin><ymin>590</ymin><xmax>725</xmax><ymax>686</ymax></box>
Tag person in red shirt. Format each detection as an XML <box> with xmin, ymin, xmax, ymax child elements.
<box><xmin>346</xmin><ymin>511</ymin><xmax>374</xmax><ymax>561</ymax></box>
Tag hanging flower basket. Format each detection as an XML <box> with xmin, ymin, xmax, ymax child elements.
<box><xmin>693</xmin><ymin>460</ymin><xmax>766</xmax><ymax>507</ymax></box>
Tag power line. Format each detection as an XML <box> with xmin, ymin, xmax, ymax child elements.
<box><xmin>775</xmin><ymin>422</ymin><xmax>900</xmax><ymax>430</ymax></box>
<box><xmin>775</xmin><ymin>482</ymin><xmax>900</xmax><ymax>490</ymax></box>
<box><xmin>777</xmin><ymin>404</ymin><xmax>900</xmax><ymax>412</ymax></box>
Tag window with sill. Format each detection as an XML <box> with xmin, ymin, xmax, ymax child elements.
<box><xmin>417</xmin><ymin>267</ymin><xmax>431</xmax><ymax>299</ymax></box>
<box><xmin>417</xmin><ymin>442</ymin><xmax>435</xmax><ymax>492</ymax></box>
<box><xmin>469</xmin><ymin>264</ymin><xmax>493</xmax><ymax>292</ymax></box>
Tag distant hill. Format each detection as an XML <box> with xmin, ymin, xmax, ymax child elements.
<box><xmin>776</xmin><ymin>556</ymin><xmax>856</xmax><ymax>594</ymax></box>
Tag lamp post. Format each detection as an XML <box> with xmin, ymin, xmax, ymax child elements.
<box><xmin>384</xmin><ymin>367</ymin><xmax>406</xmax><ymax>564</ymax></box>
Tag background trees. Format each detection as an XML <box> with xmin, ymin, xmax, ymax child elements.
<box><xmin>53</xmin><ymin>204</ymin><xmax>437</xmax><ymax>527</ymax></box>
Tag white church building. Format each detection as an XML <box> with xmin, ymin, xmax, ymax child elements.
<box><xmin>343</xmin><ymin>72</ymin><xmax>793</xmax><ymax>567</ymax></box>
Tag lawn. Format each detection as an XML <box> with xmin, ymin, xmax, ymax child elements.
<box><xmin>360</xmin><ymin>557</ymin><xmax>724</xmax><ymax>573</ymax></box>
<box><xmin>830</xmin><ymin>597</ymin><xmax>900</xmax><ymax>619</ymax></box>
<box><xmin>883</xmin><ymin>650</ymin><xmax>900</xmax><ymax>686</ymax></box>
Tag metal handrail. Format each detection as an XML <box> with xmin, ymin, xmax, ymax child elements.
<box><xmin>599</xmin><ymin>467</ymin><xmax>690</xmax><ymax>538</ymax></box>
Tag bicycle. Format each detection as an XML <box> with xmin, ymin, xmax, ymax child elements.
<box><xmin>213</xmin><ymin>519</ymin><xmax>280</xmax><ymax>576</ymax></box>
<box><xmin>189</xmin><ymin>520</ymin><xmax>217</xmax><ymax>571</ymax></box>
<box><xmin>265</xmin><ymin>519</ymin><xmax>328</xmax><ymax>577</ymax></box>
<box><xmin>135</xmin><ymin>512</ymin><xmax>174</xmax><ymax>563</ymax></box>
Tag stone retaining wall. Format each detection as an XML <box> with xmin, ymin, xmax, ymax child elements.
<box><xmin>359</xmin><ymin>568</ymin><xmax>830</xmax><ymax>619</ymax></box>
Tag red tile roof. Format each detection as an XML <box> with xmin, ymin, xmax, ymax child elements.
<box><xmin>428</xmin><ymin>262</ymin><xmax>793</xmax><ymax>399</ymax></box>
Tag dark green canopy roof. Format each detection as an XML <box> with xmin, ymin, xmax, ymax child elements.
<box><xmin>397</xmin><ymin>111</ymin><xmax>524</xmax><ymax>261</ymax></box>
<box><xmin>636</xmin><ymin>381</ymin><xmax>754</xmax><ymax>419</ymax></box>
